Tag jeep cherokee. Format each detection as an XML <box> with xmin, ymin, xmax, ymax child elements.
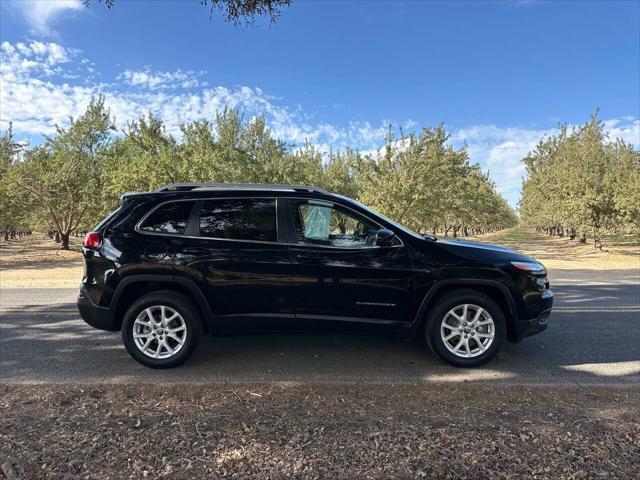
<box><xmin>77</xmin><ymin>183</ymin><xmax>553</xmax><ymax>368</ymax></box>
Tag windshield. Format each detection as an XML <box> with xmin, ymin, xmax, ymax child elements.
<box><xmin>334</xmin><ymin>195</ymin><xmax>425</xmax><ymax>240</ymax></box>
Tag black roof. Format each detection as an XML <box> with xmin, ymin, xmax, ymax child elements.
<box><xmin>120</xmin><ymin>183</ymin><xmax>338</xmax><ymax>202</ymax></box>
<box><xmin>155</xmin><ymin>183</ymin><xmax>332</xmax><ymax>195</ymax></box>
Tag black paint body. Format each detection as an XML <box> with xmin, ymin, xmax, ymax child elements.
<box><xmin>77</xmin><ymin>187</ymin><xmax>553</xmax><ymax>342</ymax></box>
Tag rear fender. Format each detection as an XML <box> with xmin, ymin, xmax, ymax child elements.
<box><xmin>109</xmin><ymin>274</ymin><xmax>215</xmax><ymax>332</ymax></box>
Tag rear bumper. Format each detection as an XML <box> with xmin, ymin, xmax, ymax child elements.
<box><xmin>77</xmin><ymin>287</ymin><xmax>118</xmax><ymax>331</ymax></box>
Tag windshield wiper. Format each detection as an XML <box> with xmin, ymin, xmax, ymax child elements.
<box><xmin>422</xmin><ymin>233</ymin><xmax>438</xmax><ymax>241</ymax></box>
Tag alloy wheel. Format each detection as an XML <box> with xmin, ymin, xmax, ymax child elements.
<box><xmin>132</xmin><ymin>305</ymin><xmax>187</xmax><ymax>359</ymax></box>
<box><xmin>440</xmin><ymin>304</ymin><xmax>495</xmax><ymax>358</ymax></box>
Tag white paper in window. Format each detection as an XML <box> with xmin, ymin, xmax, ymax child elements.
<box><xmin>304</xmin><ymin>205</ymin><xmax>331</xmax><ymax>240</ymax></box>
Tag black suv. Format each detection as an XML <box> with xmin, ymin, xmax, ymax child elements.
<box><xmin>77</xmin><ymin>183</ymin><xmax>553</xmax><ymax>368</ymax></box>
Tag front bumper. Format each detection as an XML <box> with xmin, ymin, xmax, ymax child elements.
<box><xmin>514</xmin><ymin>289</ymin><xmax>553</xmax><ymax>341</ymax></box>
<box><xmin>77</xmin><ymin>287</ymin><xmax>118</xmax><ymax>331</ymax></box>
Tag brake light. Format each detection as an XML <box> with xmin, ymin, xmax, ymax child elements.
<box><xmin>83</xmin><ymin>232</ymin><xmax>101</xmax><ymax>248</ymax></box>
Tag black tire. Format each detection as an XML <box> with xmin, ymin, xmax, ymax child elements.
<box><xmin>121</xmin><ymin>290</ymin><xmax>202</xmax><ymax>369</ymax></box>
<box><xmin>424</xmin><ymin>289</ymin><xmax>506</xmax><ymax>368</ymax></box>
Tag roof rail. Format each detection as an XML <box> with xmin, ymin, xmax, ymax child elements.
<box><xmin>155</xmin><ymin>183</ymin><xmax>332</xmax><ymax>195</ymax></box>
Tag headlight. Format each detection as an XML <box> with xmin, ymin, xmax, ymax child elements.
<box><xmin>510</xmin><ymin>261</ymin><xmax>546</xmax><ymax>273</ymax></box>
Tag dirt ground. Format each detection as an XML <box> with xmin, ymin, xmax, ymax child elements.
<box><xmin>1</xmin><ymin>384</ymin><xmax>638</xmax><ymax>480</ymax></box>
<box><xmin>0</xmin><ymin>233</ymin><xmax>84</xmax><ymax>288</ymax></box>
<box><xmin>479</xmin><ymin>228</ymin><xmax>640</xmax><ymax>271</ymax></box>
<box><xmin>1</xmin><ymin>228</ymin><xmax>638</xmax><ymax>288</ymax></box>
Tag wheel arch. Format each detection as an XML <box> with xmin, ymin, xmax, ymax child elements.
<box><xmin>411</xmin><ymin>279</ymin><xmax>519</xmax><ymax>342</ymax></box>
<box><xmin>109</xmin><ymin>275</ymin><xmax>214</xmax><ymax>333</ymax></box>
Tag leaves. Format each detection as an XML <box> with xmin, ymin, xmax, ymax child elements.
<box><xmin>520</xmin><ymin>112</ymin><xmax>640</xmax><ymax>243</ymax></box>
<box><xmin>356</xmin><ymin>126</ymin><xmax>517</xmax><ymax>234</ymax></box>
<box><xmin>4</xmin><ymin>102</ymin><xmax>519</xmax><ymax>245</ymax></box>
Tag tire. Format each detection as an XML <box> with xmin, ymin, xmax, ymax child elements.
<box><xmin>121</xmin><ymin>290</ymin><xmax>202</xmax><ymax>369</ymax></box>
<box><xmin>424</xmin><ymin>289</ymin><xmax>506</xmax><ymax>367</ymax></box>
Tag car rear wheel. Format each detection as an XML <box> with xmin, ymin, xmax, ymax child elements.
<box><xmin>425</xmin><ymin>289</ymin><xmax>506</xmax><ymax>367</ymax></box>
<box><xmin>122</xmin><ymin>291</ymin><xmax>201</xmax><ymax>368</ymax></box>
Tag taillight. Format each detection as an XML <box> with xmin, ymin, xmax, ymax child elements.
<box><xmin>83</xmin><ymin>232</ymin><xmax>101</xmax><ymax>248</ymax></box>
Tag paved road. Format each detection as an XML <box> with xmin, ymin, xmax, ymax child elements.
<box><xmin>1</xmin><ymin>269</ymin><xmax>639</xmax><ymax>385</ymax></box>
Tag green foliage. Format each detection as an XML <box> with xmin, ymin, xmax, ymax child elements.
<box><xmin>520</xmin><ymin>112</ymin><xmax>640</xmax><ymax>244</ymax></box>
<box><xmin>14</xmin><ymin>96</ymin><xmax>116</xmax><ymax>249</ymax></box>
<box><xmin>0</xmin><ymin>125</ymin><xmax>31</xmax><ymax>239</ymax></box>
<box><xmin>5</xmin><ymin>100</ymin><xmax>519</xmax><ymax>247</ymax></box>
<box><xmin>355</xmin><ymin>126</ymin><xmax>517</xmax><ymax>235</ymax></box>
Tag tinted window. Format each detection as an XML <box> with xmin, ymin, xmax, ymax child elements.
<box><xmin>291</xmin><ymin>200</ymin><xmax>385</xmax><ymax>248</ymax></box>
<box><xmin>199</xmin><ymin>198</ymin><xmax>277</xmax><ymax>242</ymax></box>
<box><xmin>140</xmin><ymin>201</ymin><xmax>195</xmax><ymax>234</ymax></box>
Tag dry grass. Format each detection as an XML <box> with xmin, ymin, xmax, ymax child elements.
<box><xmin>0</xmin><ymin>384</ymin><xmax>638</xmax><ymax>479</ymax></box>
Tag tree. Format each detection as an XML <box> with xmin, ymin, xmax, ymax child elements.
<box><xmin>15</xmin><ymin>97</ymin><xmax>115</xmax><ymax>250</ymax></box>
<box><xmin>520</xmin><ymin>111</ymin><xmax>639</xmax><ymax>245</ymax></box>
<box><xmin>101</xmin><ymin>112</ymin><xmax>180</xmax><ymax>212</ymax></box>
<box><xmin>354</xmin><ymin>124</ymin><xmax>515</xmax><ymax>235</ymax></box>
<box><xmin>7</xmin><ymin>100</ymin><xmax>519</xmax><ymax>245</ymax></box>
<box><xmin>0</xmin><ymin>125</ymin><xmax>30</xmax><ymax>241</ymax></box>
<box><xmin>86</xmin><ymin>0</ymin><xmax>293</xmax><ymax>26</ymax></box>
<box><xmin>606</xmin><ymin>140</ymin><xmax>640</xmax><ymax>234</ymax></box>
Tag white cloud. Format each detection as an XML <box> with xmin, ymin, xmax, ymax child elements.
<box><xmin>118</xmin><ymin>68</ymin><xmax>207</xmax><ymax>90</ymax></box>
<box><xmin>13</xmin><ymin>0</ymin><xmax>84</xmax><ymax>37</ymax></box>
<box><xmin>603</xmin><ymin>118</ymin><xmax>640</xmax><ymax>146</ymax></box>
<box><xmin>450</xmin><ymin>125</ymin><xmax>556</xmax><ymax>206</ymax></box>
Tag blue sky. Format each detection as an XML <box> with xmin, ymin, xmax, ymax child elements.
<box><xmin>1</xmin><ymin>0</ymin><xmax>639</xmax><ymax>206</ymax></box>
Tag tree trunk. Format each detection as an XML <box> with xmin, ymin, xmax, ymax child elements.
<box><xmin>594</xmin><ymin>235</ymin><xmax>603</xmax><ymax>250</ymax></box>
<box><xmin>60</xmin><ymin>232</ymin><xmax>70</xmax><ymax>250</ymax></box>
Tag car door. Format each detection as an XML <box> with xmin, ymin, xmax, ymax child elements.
<box><xmin>285</xmin><ymin>198</ymin><xmax>415</xmax><ymax>330</ymax></box>
<box><xmin>173</xmin><ymin>196</ymin><xmax>295</xmax><ymax>332</ymax></box>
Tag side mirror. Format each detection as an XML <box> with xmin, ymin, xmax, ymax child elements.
<box><xmin>375</xmin><ymin>228</ymin><xmax>395</xmax><ymax>247</ymax></box>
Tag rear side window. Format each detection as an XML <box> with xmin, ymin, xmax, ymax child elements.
<box><xmin>140</xmin><ymin>201</ymin><xmax>195</xmax><ymax>234</ymax></box>
<box><xmin>199</xmin><ymin>198</ymin><xmax>277</xmax><ymax>242</ymax></box>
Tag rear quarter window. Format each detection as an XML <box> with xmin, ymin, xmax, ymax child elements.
<box><xmin>139</xmin><ymin>201</ymin><xmax>195</xmax><ymax>234</ymax></box>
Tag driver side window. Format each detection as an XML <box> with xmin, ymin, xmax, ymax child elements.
<box><xmin>291</xmin><ymin>200</ymin><xmax>383</xmax><ymax>248</ymax></box>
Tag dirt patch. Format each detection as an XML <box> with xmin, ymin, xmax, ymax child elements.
<box><xmin>0</xmin><ymin>384</ymin><xmax>638</xmax><ymax>479</ymax></box>
<box><xmin>0</xmin><ymin>233</ymin><xmax>83</xmax><ymax>287</ymax></box>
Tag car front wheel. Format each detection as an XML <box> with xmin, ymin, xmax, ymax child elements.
<box><xmin>122</xmin><ymin>291</ymin><xmax>201</xmax><ymax>368</ymax></box>
<box><xmin>425</xmin><ymin>289</ymin><xmax>506</xmax><ymax>367</ymax></box>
